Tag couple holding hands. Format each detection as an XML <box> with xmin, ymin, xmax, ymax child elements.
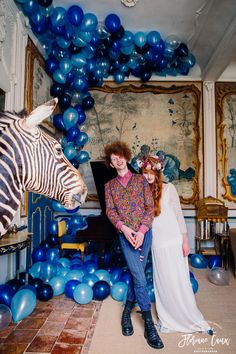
<box><xmin>104</xmin><ymin>141</ymin><xmax>212</xmax><ymax>350</ymax></box>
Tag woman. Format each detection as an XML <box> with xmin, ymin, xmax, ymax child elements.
<box><xmin>139</xmin><ymin>155</ymin><xmax>212</xmax><ymax>334</ymax></box>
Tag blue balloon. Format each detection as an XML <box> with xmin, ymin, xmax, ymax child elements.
<box><xmin>38</xmin><ymin>0</ymin><xmax>52</xmax><ymax>7</ymax></box>
<box><xmin>53</xmin><ymin>114</ymin><xmax>65</xmax><ymax>131</ymax></box>
<box><xmin>57</xmin><ymin>37</ymin><xmax>71</xmax><ymax>49</ymax></box>
<box><xmin>147</xmin><ymin>31</ymin><xmax>161</xmax><ymax>46</ymax></box>
<box><xmin>63</xmin><ymin>107</ymin><xmax>79</xmax><ymax>130</ymax></box>
<box><xmin>76</xmin><ymin>132</ymin><xmax>89</xmax><ymax>146</ymax></box>
<box><xmin>65</xmin><ymin>279</ymin><xmax>81</xmax><ymax>298</ymax></box>
<box><xmin>73</xmin><ymin>283</ymin><xmax>93</xmax><ymax>304</ymax></box>
<box><xmin>58</xmin><ymin>93</ymin><xmax>72</xmax><ymax>110</ymax></box>
<box><xmin>11</xmin><ymin>289</ymin><xmax>36</xmax><ymax>322</ymax></box>
<box><xmin>109</xmin><ymin>267</ymin><xmax>123</xmax><ymax>284</ymax></box>
<box><xmin>48</xmin><ymin>220</ymin><xmax>58</xmax><ymax>235</ymax></box>
<box><xmin>105</xmin><ymin>14</ymin><xmax>121</xmax><ymax>33</ymax></box>
<box><xmin>53</xmin><ymin>69</ymin><xmax>67</xmax><ymax>84</ymax></box>
<box><xmin>80</xmin><ymin>13</ymin><xmax>98</xmax><ymax>31</ymax></box>
<box><xmin>114</xmin><ymin>71</ymin><xmax>125</xmax><ymax>84</ymax></box>
<box><xmin>147</xmin><ymin>280</ymin><xmax>155</xmax><ymax>303</ymax></box>
<box><xmin>40</xmin><ymin>261</ymin><xmax>57</xmax><ymax>282</ymax></box>
<box><xmin>48</xmin><ymin>276</ymin><xmax>66</xmax><ymax>296</ymax></box>
<box><xmin>51</xmin><ymin>200</ymin><xmax>66</xmax><ymax>212</ymax></box>
<box><xmin>30</xmin><ymin>11</ymin><xmax>46</xmax><ymax>26</ymax></box>
<box><xmin>208</xmin><ymin>255</ymin><xmax>222</xmax><ymax>269</ymax></box>
<box><xmin>94</xmin><ymin>269</ymin><xmax>110</xmax><ymax>283</ymax></box>
<box><xmin>36</xmin><ymin>284</ymin><xmax>54</xmax><ymax>301</ymax></box>
<box><xmin>50</xmin><ymin>82</ymin><xmax>63</xmax><ymax>97</ymax></box>
<box><xmin>82</xmin><ymin>274</ymin><xmax>99</xmax><ymax>287</ymax></box>
<box><xmin>57</xmin><ymin>257</ymin><xmax>71</xmax><ymax>268</ymax></box>
<box><xmin>134</xmin><ymin>31</ymin><xmax>147</xmax><ymax>47</ymax></box>
<box><xmin>111</xmin><ymin>282</ymin><xmax>128</xmax><ymax>302</ymax></box>
<box><xmin>73</xmin><ymin>77</ymin><xmax>88</xmax><ymax>92</ymax></box>
<box><xmin>84</xmin><ymin>261</ymin><xmax>98</xmax><ymax>274</ymax></box>
<box><xmin>50</xmin><ymin>7</ymin><xmax>67</xmax><ymax>27</ymax></box>
<box><xmin>0</xmin><ymin>284</ymin><xmax>15</xmax><ymax>307</ymax></box>
<box><xmin>19</xmin><ymin>284</ymin><xmax>36</xmax><ymax>295</ymax></box>
<box><xmin>46</xmin><ymin>248</ymin><xmax>60</xmax><ymax>262</ymax></box>
<box><xmin>64</xmin><ymin>143</ymin><xmax>77</xmax><ymax>161</ymax></box>
<box><xmin>32</xmin><ymin>247</ymin><xmax>46</xmax><ymax>263</ymax></box>
<box><xmin>77</xmin><ymin>111</ymin><xmax>86</xmax><ymax>125</ymax></box>
<box><xmin>29</xmin><ymin>261</ymin><xmax>42</xmax><ymax>278</ymax></box>
<box><xmin>120</xmin><ymin>270</ymin><xmax>132</xmax><ymax>286</ymax></box>
<box><xmin>67</xmin><ymin>5</ymin><xmax>84</xmax><ymax>26</ymax></box>
<box><xmin>189</xmin><ymin>271</ymin><xmax>195</xmax><ymax>279</ymax></box>
<box><xmin>120</xmin><ymin>31</ymin><xmax>134</xmax><ymax>47</ymax></box>
<box><xmin>190</xmin><ymin>277</ymin><xmax>199</xmax><ymax>293</ymax></box>
<box><xmin>76</xmin><ymin>150</ymin><xmax>90</xmax><ymax>164</ymax></box>
<box><xmin>190</xmin><ymin>254</ymin><xmax>208</xmax><ymax>269</ymax></box>
<box><xmin>59</xmin><ymin>58</ymin><xmax>72</xmax><ymax>73</ymax></box>
<box><xmin>45</xmin><ymin>58</ymin><xmax>59</xmax><ymax>76</ymax></box>
<box><xmin>22</xmin><ymin>0</ymin><xmax>39</xmax><ymax>15</ymax></box>
<box><xmin>67</xmin><ymin>126</ymin><xmax>80</xmax><ymax>142</ymax></box>
<box><xmin>93</xmin><ymin>281</ymin><xmax>110</xmax><ymax>300</ymax></box>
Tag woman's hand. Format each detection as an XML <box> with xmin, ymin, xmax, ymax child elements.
<box><xmin>182</xmin><ymin>239</ymin><xmax>190</xmax><ymax>257</ymax></box>
<box><xmin>121</xmin><ymin>225</ymin><xmax>136</xmax><ymax>247</ymax></box>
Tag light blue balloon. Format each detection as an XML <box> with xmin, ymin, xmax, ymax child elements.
<box><xmin>57</xmin><ymin>37</ymin><xmax>71</xmax><ymax>49</ymax></box>
<box><xmin>72</xmin><ymin>36</ymin><xmax>87</xmax><ymax>47</ymax></box>
<box><xmin>63</xmin><ymin>143</ymin><xmax>77</xmax><ymax>161</ymax></box>
<box><xmin>19</xmin><ymin>285</ymin><xmax>36</xmax><ymax>295</ymax></box>
<box><xmin>127</xmin><ymin>58</ymin><xmax>138</xmax><ymax>70</ymax></box>
<box><xmin>80</xmin><ymin>13</ymin><xmax>98</xmax><ymax>31</ymax></box>
<box><xmin>59</xmin><ymin>58</ymin><xmax>72</xmax><ymax>74</ymax></box>
<box><xmin>11</xmin><ymin>290</ymin><xmax>36</xmax><ymax>322</ymax></box>
<box><xmin>76</xmin><ymin>150</ymin><xmax>90</xmax><ymax>164</ymax></box>
<box><xmin>46</xmin><ymin>248</ymin><xmax>60</xmax><ymax>262</ymax></box>
<box><xmin>57</xmin><ymin>266</ymin><xmax>70</xmax><ymax>277</ymax></box>
<box><xmin>40</xmin><ymin>261</ymin><xmax>57</xmax><ymax>281</ymax></box>
<box><xmin>53</xmin><ymin>69</ymin><xmax>67</xmax><ymax>84</ymax></box>
<box><xmin>81</xmin><ymin>44</ymin><xmax>96</xmax><ymax>60</ymax></box>
<box><xmin>48</xmin><ymin>276</ymin><xmax>66</xmax><ymax>296</ymax></box>
<box><xmin>63</xmin><ymin>107</ymin><xmax>79</xmax><ymax>130</ymax></box>
<box><xmin>113</xmin><ymin>71</ymin><xmax>125</xmax><ymax>84</ymax></box>
<box><xmin>79</xmin><ymin>31</ymin><xmax>93</xmax><ymax>43</ymax></box>
<box><xmin>58</xmin><ymin>257</ymin><xmax>71</xmax><ymax>268</ymax></box>
<box><xmin>134</xmin><ymin>31</ymin><xmax>147</xmax><ymax>47</ymax></box>
<box><xmin>73</xmin><ymin>283</ymin><xmax>93</xmax><ymax>304</ymax></box>
<box><xmin>71</xmin><ymin>53</ymin><xmax>87</xmax><ymax>68</ymax></box>
<box><xmin>82</xmin><ymin>274</ymin><xmax>99</xmax><ymax>287</ymax></box>
<box><xmin>94</xmin><ymin>269</ymin><xmax>110</xmax><ymax>283</ymax></box>
<box><xmin>29</xmin><ymin>261</ymin><xmax>42</xmax><ymax>278</ymax></box>
<box><xmin>111</xmin><ymin>282</ymin><xmax>128</xmax><ymax>302</ymax></box>
<box><xmin>66</xmin><ymin>269</ymin><xmax>85</xmax><ymax>282</ymax></box>
<box><xmin>120</xmin><ymin>44</ymin><xmax>134</xmax><ymax>56</ymax></box>
<box><xmin>76</xmin><ymin>132</ymin><xmax>89</xmax><ymax>146</ymax></box>
<box><xmin>120</xmin><ymin>31</ymin><xmax>134</xmax><ymax>47</ymax></box>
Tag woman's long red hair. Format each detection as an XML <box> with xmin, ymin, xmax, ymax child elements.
<box><xmin>151</xmin><ymin>170</ymin><xmax>163</xmax><ymax>217</ymax></box>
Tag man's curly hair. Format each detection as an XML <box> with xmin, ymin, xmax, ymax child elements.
<box><xmin>103</xmin><ymin>141</ymin><xmax>132</xmax><ymax>168</ymax></box>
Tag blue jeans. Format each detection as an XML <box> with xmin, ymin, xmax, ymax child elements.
<box><xmin>119</xmin><ymin>229</ymin><xmax>152</xmax><ymax>311</ymax></box>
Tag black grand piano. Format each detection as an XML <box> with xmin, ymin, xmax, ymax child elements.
<box><xmin>75</xmin><ymin>161</ymin><xmax>118</xmax><ymax>266</ymax></box>
<box><xmin>75</xmin><ymin>161</ymin><xmax>138</xmax><ymax>267</ymax></box>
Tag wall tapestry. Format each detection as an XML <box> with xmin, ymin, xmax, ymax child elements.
<box><xmin>80</xmin><ymin>81</ymin><xmax>203</xmax><ymax>208</ymax></box>
<box><xmin>216</xmin><ymin>82</ymin><xmax>236</xmax><ymax>209</ymax></box>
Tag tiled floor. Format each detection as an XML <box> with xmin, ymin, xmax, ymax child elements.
<box><xmin>0</xmin><ymin>296</ymin><xmax>102</xmax><ymax>354</ymax></box>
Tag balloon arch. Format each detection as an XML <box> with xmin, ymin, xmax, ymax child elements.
<box><xmin>15</xmin><ymin>0</ymin><xmax>196</xmax><ymax>166</ymax></box>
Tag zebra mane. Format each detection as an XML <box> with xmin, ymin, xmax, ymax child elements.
<box><xmin>0</xmin><ymin>110</ymin><xmax>26</xmax><ymax>132</ymax></box>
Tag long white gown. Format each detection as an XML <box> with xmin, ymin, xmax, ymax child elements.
<box><xmin>152</xmin><ymin>183</ymin><xmax>211</xmax><ymax>333</ymax></box>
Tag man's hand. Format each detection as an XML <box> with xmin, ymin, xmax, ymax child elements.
<box><xmin>134</xmin><ymin>231</ymin><xmax>144</xmax><ymax>250</ymax></box>
<box><xmin>121</xmin><ymin>225</ymin><xmax>136</xmax><ymax>247</ymax></box>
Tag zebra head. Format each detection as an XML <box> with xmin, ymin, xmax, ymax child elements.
<box><xmin>0</xmin><ymin>98</ymin><xmax>88</xmax><ymax>237</ymax></box>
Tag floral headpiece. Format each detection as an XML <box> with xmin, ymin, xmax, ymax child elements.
<box><xmin>136</xmin><ymin>155</ymin><xmax>163</xmax><ymax>171</ymax></box>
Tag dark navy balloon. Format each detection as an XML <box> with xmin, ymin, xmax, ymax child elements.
<box><xmin>38</xmin><ymin>0</ymin><xmax>53</xmax><ymax>7</ymax></box>
<box><xmin>36</xmin><ymin>284</ymin><xmax>54</xmax><ymax>301</ymax></box>
<box><xmin>93</xmin><ymin>280</ymin><xmax>110</xmax><ymax>300</ymax></box>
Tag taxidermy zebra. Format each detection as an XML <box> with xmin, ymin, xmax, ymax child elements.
<box><xmin>0</xmin><ymin>98</ymin><xmax>87</xmax><ymax>238</ymax></box>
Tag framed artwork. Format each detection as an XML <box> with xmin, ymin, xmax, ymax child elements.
<box><xmin>20</xmin><ymin>189</ymin><xmax>28</xmax><ymax>217</ymax></box>
<box><xmin>80</xmin><ymin>81</ymin><xmax>203</xmax><ymax>208</ymax></box>
<box><xmin>24</xmin><ymin>38</ymin><xmax>55</xmax><ymax>135</ymax></box>
<box><xmin>215</xmin><ymin>82</ymin><xmax>236</xmax><ymax>209</ymax></box>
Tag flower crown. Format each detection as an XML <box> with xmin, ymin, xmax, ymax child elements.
<box><xmin>136</xmin><ymin>155</ymin><xmax>163</xmax><ymax>171</ymax></box>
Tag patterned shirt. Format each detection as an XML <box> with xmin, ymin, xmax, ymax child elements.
<box><xmin>105</xmin><ymin>173</ymin><xmax>154</xmax><ymax>233</ymax></box>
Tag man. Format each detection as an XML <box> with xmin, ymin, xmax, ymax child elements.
<box><xmin>104</xmin><ymin>140</ymin><xmax>164</xmax><ymax>350</ymax></box>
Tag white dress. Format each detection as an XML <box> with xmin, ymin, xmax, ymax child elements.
<box><xmin>152</xmin><ymin>183</ymin><xmax>210</xmax><ymax>333</ymax></box>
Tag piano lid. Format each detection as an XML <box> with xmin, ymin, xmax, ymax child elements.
<box><xmin>90</xmin><ymin>160</ymin><xmax>138</xmax><ymax>213</ymax></box>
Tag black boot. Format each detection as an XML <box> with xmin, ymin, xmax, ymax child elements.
<box><xmin>121</xmin><ymin>300</ymin><xmax>135</xmax><ymax>336</ymax></box>
<box><xmin>142</xmin><ymin>310</ymin><xmax>164</xmax><ymax>349</ymax></box>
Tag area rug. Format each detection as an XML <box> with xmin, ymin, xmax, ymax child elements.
<box><xmin>88</xmin><ymin>268</ymin><xmax>236</xmax><ymax>354</ymax></box>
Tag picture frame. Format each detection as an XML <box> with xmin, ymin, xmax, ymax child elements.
<box><xmin>215</xmin><ymin>82</ymin><xmax>236</xmax><ymax>208</ymax></box>
<box><xmin>24</xmin><ymin>37</ymin><xmax>55</xmax><ymax>135</ymax></box>
<box><xmin>80</xmin><ymin>81</ymin><xmax>203</xmax><ymax>208</ymax></box>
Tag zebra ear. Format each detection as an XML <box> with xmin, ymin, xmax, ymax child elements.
<box><xmin>22</xmin><ymin>98</ymin><xmax>58</xmax><ymax>130</ymax></box>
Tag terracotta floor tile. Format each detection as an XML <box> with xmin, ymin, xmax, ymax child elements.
<box><xmin>71</xmin><ymin>309</ymin><xmax>94</xmax><ymax>318</ymax></box>
<box><xmin>47</xmin><ymin>311</ymin><xmax>71</xmax><ymax>323</ymax></box>
<box><xmin>64</xmin><ymin>318</ymin><xmax>91</xmax><ymax>331</ymax></box>
<box><xmin>51</xmin><ymin>343</ymin><xmax>82</xmax><ymax>354</ymax></box>
<box><xmin>4</xmin><ymin>329</ymin><xmax>38</xmax><ymax>344</ymax></box>
<box><xmin>0</xmin><ymin>324</ymin><xmax>17</xmax><ymax>339</ymax></box>
<box><xmin>29</xmin><ymin>308</ymin><xmax>53</xmax><ymax>318</ymax></box>
<box><xmin>0</xmin><ymin>342</ymin><xmax>28</xmax><ymax>354</ymax></box>
<box><xmin>16</xmin><ymin>317</ymin><xmax>46</xmax><ymax>330</ymax></box>
<box><xmin>39</xmin><ymin>321</ymin><xmax>65</xmax><ymax>336</ymax></box>
<box><xmin>26</xmin><ymin>335</ymin><xmax>57</xmax><ymax>353</ymax></box>
<box><xmin>57</xmin><ymin>329</ymin><xmax>86</xmax><ymax>345</ymax></box>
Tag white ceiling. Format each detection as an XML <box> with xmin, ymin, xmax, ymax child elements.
<box><xmin>53</xmin><ymin>0</ymin><xmax>236</xmax><ymax>80</ymax></box>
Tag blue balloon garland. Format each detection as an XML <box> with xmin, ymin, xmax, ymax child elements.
<box><xmin>15</xmin><ymin>0</ymin><xmax>196</xmax><ymax>166</ymax></box>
